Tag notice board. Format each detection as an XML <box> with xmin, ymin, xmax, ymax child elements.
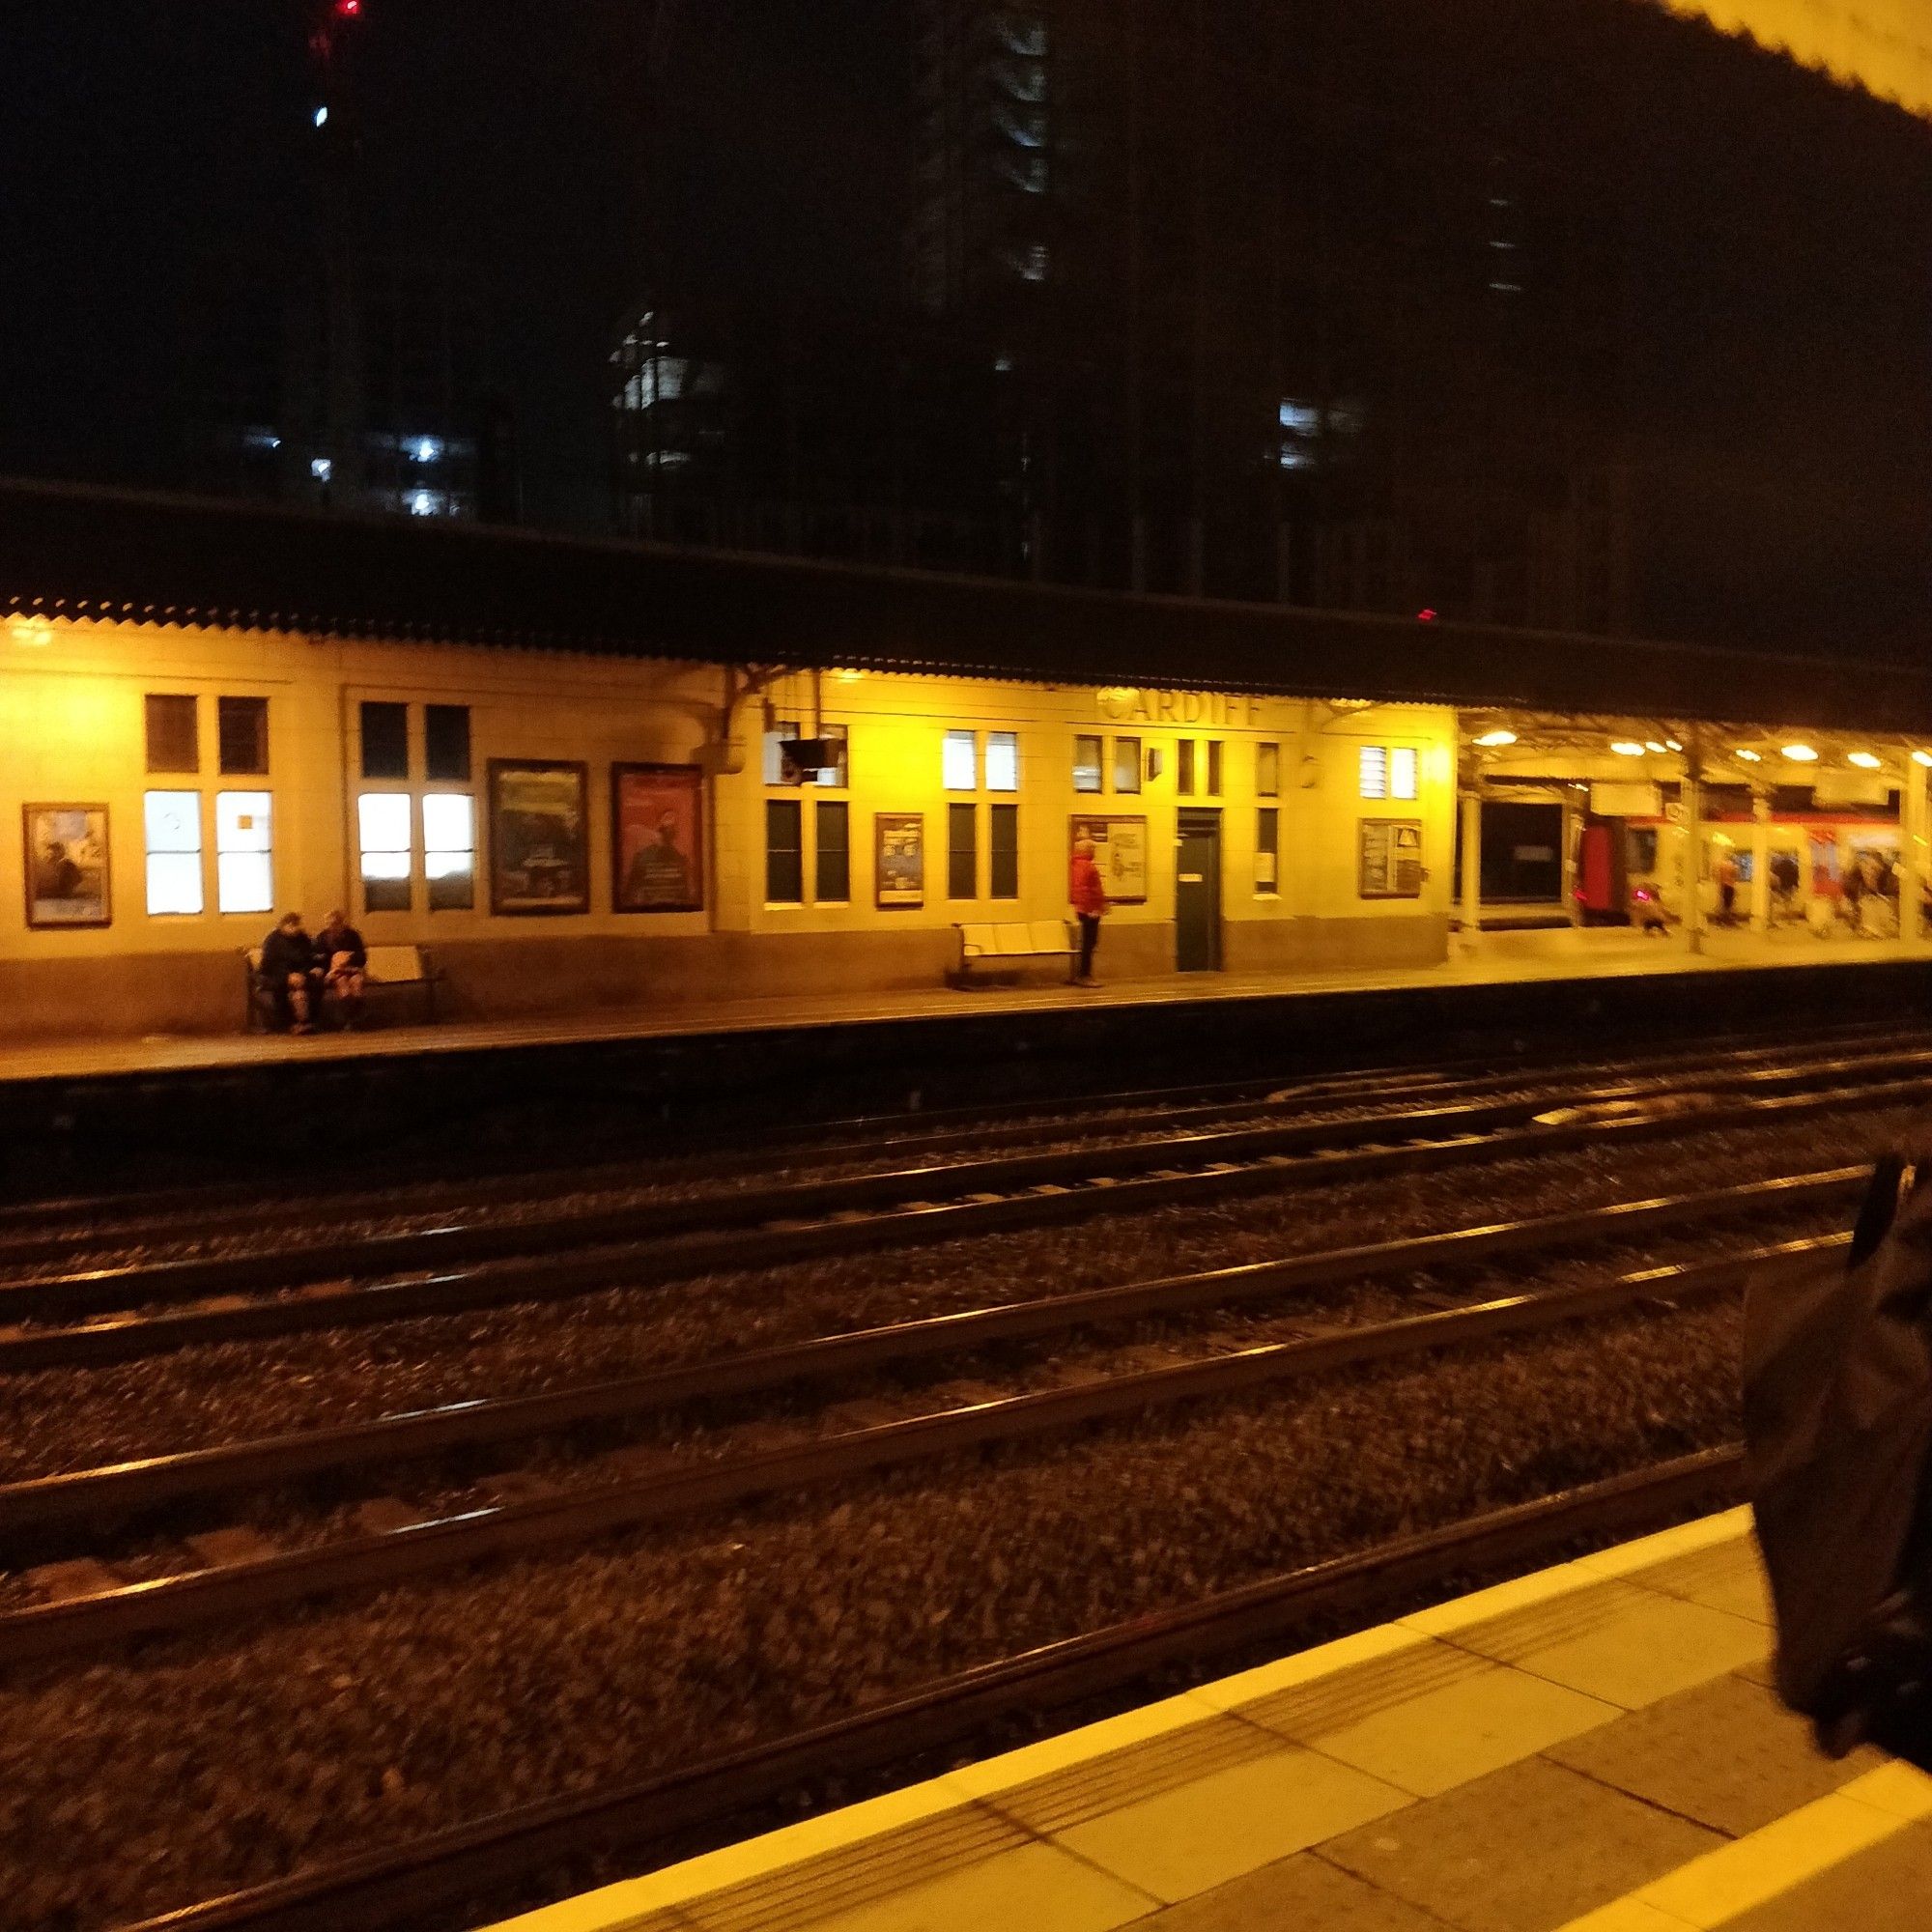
<box><xmin>1359</xmin><ymin>818</ymin><xmax>1424</xmax><ymax>899</ymax></box>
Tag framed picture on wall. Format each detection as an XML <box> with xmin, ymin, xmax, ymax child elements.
<box><xmin>1069</xmin><ymin>814</ymin><xmax>1149</xmax><ymax>904</ymax></box>
<box><xmin>1359</xmin><ymin>818</ymin><xmax>1424</xmax><ymax>899</ymax></box>
<box><xmin>875</xmin><ymin>812</ymin><xmax>924</xmax><ymax>908</ymax></box>
<box><xmin>611</xmin><ymin>762</ymin><xmax>705</xmax><ymax>914</ymax></box>
<box><xmin>23</xmin><ymin>804</ymin><xmax>110</xmax><ymax>929</ymax></box>
<box><xmin>488</xmin><ymin>760</ymin><xmax>591</xmax><ymax>915</ymax></box>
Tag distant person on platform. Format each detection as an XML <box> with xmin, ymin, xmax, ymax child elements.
<box><xmin>258</xmin><ymin>911</ymin><xmax>322</xmax><ymax>1035</ymax></box>
<box><xmin>1069</xmin><ymin>838</ymin><xmax>1108</xmax><ymax>986</ymax></box>
<box><xmin>1716</xmin><ymin>849</ymin><xmax>1741</xmax><ymax>924</ymax></box>
<box><xmin>624</xmin><ymin>810</ymin><xmax>694</xmax><ymax>908</ymax></box>
<box><xmin>315</xmin><ymin>908</ymin><xmax>369</xmax><ymax>1029</ymax></box>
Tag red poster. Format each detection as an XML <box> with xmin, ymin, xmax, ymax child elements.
<box><xmin>611</xmin><ymin>763</ymin><xmax>705</xmax><ymax>913</ymax></box>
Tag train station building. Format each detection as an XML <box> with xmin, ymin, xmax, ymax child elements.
<box><xmin>4</xmin><ymin>478</ymin><xmax>1932</xmax><ymax>1042</ymax></box>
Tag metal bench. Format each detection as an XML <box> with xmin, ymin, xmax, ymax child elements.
<box><xmin>242</xmin><ymin>943</ymin><xmax>442</xmax><ymax>1032</ymax></box>
<box><xmin>952</xmin><ymin>919</ymin><xmax>1078</xmax><ymax>985</ymax></box>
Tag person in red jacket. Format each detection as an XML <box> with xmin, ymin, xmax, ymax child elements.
<box><xmin>1069</xmin><ymin>837</ymin><xmax>1108</xmax><ymax>985</ymax></box>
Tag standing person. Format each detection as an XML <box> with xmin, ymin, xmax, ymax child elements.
<box><xmin>258</xmin><ymin>912</ymin><xmax>321</xmax><ymax>1035</ymax></box>
<box><xmin>1716</xmin><ymin>849</ymin><xmax>1741</xmax><ymax>923</ymax></box>
<box><xmin>1069</xmin><ymin>836</ymin><xmax>1108</xmax><ymax>986</ymax></box>
<box><xmin>314</xmin><ymin>908</ymin><xmax>369</xmax><ymax>1029</ymax></box>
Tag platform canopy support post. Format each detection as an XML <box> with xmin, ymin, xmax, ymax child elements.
<box><xmin>1460</xmin><ymin>784</ymin><xmax>1483</xmax><ymax>956</ymax></box>
<box><xmin>1903</xmin><ymin>750</ymin><xmax>1929</xmax><ymax>950</ymax></box>
<box><xmin>1682</xmin><ymin>749</ymin><xmax>1704</xmax><ymax>956</ymax></box>
<box><xmin>1750</xmin><ymin>786</ymin><xmax>1773</xmax><ymax>934</ymax></box>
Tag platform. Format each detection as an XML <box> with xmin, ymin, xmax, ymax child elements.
<box><xmin>493</xmin><ymin>1507</ymin><xmax>1932</xmax><ymax>1932</ymax></box>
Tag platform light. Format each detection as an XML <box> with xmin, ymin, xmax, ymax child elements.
<box><xmin>1473</xmin><ymin>728</ymin><xmax>1517</xmax><ymax>747</ymax></box>
<box><xmin>1665</xmin><ymin>739</ymin><xmax>1683</xmax><ymax>753</ymax></box>
<box><xmin>1610</xmin><ymin>741</ymin><xmax>1646</xmax><ymax>756</ymax></box>
<box><xmin>835</xmin><ymin>668</ymin><xmax>865</xmax><ymax>684</ymax></box>
<box><xmin>1782</xmin><ymin>744</ymin><xmax>1819</xmax><ymax>762</ymax></box>
<box><xmin>1915</xmin><ymin>751</ymin><xmax>1932</xmax><ymax>769</ymax></box>
<box><xmin>7</xmin><ymin>614</ymin><xmax>54</xmax><ymax>648</ymax></box>
<box><xmin>1644</xmin><ymin>741</ymin><xmax>1667</xmax><ymax>754</ymax></box>
<box><xmin>1734</xmin><ymin>749</ymin><xmax>1763</xmax><ymax>762</ymax></box>
<box><xmin>1848</xmin><ymin>752</ymin><xmax>1884</xmax><ymax>770</ymax></box>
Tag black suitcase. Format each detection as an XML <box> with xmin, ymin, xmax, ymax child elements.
<box><xmin>1747</xmin><ymin>1155</ymin><xmax>1932</xmax><ymax>1765</ymax></box>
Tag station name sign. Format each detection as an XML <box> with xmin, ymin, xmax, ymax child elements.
<box><xmin>1095</xmin><ymin>689</ymin><xmax>1264</xmax><ymax>726</ymax></box>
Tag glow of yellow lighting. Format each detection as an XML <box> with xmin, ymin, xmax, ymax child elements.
<box><xmin>1665</xmin><ymin>739</ymin><xmax>1684</xmax><ymax>752</ymax></box>
<box><xmin>1734</xmin><ymin>749</ymin><xmax>1763</xmax><ymax>762</ymax></box>
<box><xmin>1645</xmin><ymin>741</ymin><xmax>1667</xmax><ymax>753</ymax></box>
<box><xmin>1474</xmin><ymin>729</ymin><xmax>1517</xmax><ymax>747</ymax></box>
<box><xmin>1848</xmin><ymin>752</ymin><xmax>1884</xmax><ymax>770</ymax></box>
<box><xmin>1610</xmin><ymin>741</ymin><xmax>1646</xmax><ymax>756</ymax></box>
<box><xmin>835</xmin><ymin>668</ymin><xmax>865</xmax><ymax>684</ymax></box>
<box><xmin>1916</xmin><ymin>752</ymin><xmax>1932</xmax><ymax>769</ymax></box>
<box><xmin>7</xmin><ymin>615</ymin><xmax>54</xmax><ymax>648</ymax></box>
<box><xmin>1782</xmin><ymin>744</ymin><xmax>1819</xmax><ymax>762</ymax></box>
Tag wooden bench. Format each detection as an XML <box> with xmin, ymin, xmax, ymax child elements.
<box><xmin>242</xmin><ymin>944</ymin><xmax>443</xmax><ymax>1032</ymax></box>
<box><xmin>952</xmin><ymin>919</ymin><xmax>1077</xmax><ymax>985</ymax></box>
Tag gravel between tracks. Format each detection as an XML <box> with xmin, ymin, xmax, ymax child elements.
<box><xmin>0</xmin><ymin>1298</ymin><xmax>1742</xmax><ymax>1931</ymax></box>
<box><xmin>0</xmin><ymin>1103</ymin><xmax>1908</xmax><ymax>1487</ymax></box>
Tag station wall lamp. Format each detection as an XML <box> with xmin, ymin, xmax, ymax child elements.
<box><xmin>1782</xmin><ymin>744</ymin><xmax>1819</xmax><ymax>762</ymax></box>
<box><xmin>1473</xmin><ymin>728</ymin><xmax>1517</xmax><ymax>747</ymax></box>
<box><xmin>1848</xmin><ymin>752</ymin><xmax>1884</xmax><ymax>770</ymax></box>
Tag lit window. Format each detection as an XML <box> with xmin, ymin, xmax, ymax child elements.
<box><xmin>144</xmin><ymin>790</ymin><xmax>204</xmax><ymax>917</ymax></box>
<box><xmin>1257</xmin><ymin>742</ymin><xmax>1280</xmax><ymax>797</ymax></box>
<box><xmin>1073</xmin><ymin>734</ymin><xmax>1103</xmax><ymax>793</ymax></box>
<box><xmin>423</xmin><ymin>793</ymin><xmax>475</xmax><ymax>911</ymax></box>
<box><xmin>986</xmin><ymin>731</ymin><xmax>1019</xmax><ymax>792</ymax></box>
<box><xmin>215</xmin><ymin>791</ymin><xmax>273</xmax><ymax>915</ymax></box>
<box><xmin>810</xmin><ymin>724</ymin><xmax>851</xmax><ymax>789</ymax></box>
<box><xmin>1390</xmin><ymin>747</ymin><xmax>1419</xmax><ymax>801</ymax></box>
<box><xmin>1113</xmin><ymin>737</ymin><xmax>1142</xmax><ymax>793</ymax></box>
<box><xmin>311</xmin><ymin>457</ymin><xmax>333</xmax><ymax>483</ymax></box>
<box><xmin>412</xmin><ymin>437</ymin><xmax>442</xmax><ymax>465</ymax></box>
<box><xmin>763</xmin><ymin>722</ymin><xmax>803</xmax><ymax>786</ymax></box>
<box><xmin>1359</xmin><ymin>747</ymin><xmax>1388</xmax><ymax>800</ymax></box>
<box><xmin>944</xmin><ymin>729</ymin><xmax>979</xmax><ymax>791</ymax></box>
<box><xmin>358</xmin><ymin>794</ymin><xmax>412</xmax><ymax>913</ymax></box>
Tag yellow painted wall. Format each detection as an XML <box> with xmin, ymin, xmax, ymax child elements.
<box><xmin>1656</xmin><ymin>0</ymin><xmax>1932</xmax><ymax>119</ymax></box>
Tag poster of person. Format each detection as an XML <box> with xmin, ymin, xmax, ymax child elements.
<box><xmin>1359</xmin><ymin>818</ymin><xmax>1424</xmax><ymax>898</ymax></box>
<box><xmin>488</xmin><ymin>760</ymin><xmax>591</xmax><ymax>914</ymax></box>
<box><xmin>875</xmin><ymin>812</ymin><xmax>924</xmax><ymax>908</ymax></box>
<box><xmin>1069</xmin><ymin>814</ymin><xmax>1149</xmax><ymax>903</ymax></box>
<box><xmin>23</xmin><ymin>804</ymin><xmax>110</xmax><ymax>928</ymax></box>
<box><xmin>611</xmin><ymin>763</ymin><xmax>705</xmax><ymax>914</ymax></box>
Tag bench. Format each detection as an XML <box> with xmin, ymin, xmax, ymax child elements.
<box><xmin>952</xmin><ymin>919</ymin><xmax>1078</xmax><ymax>986</ymax></box>
<box><xmin>242</xmin><ymin>944</ymin><xmax>443</xmax><ymax>1032</ymax></box>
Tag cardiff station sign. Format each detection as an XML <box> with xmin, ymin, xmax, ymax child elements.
<box><xmin>1660</xmin><ymin>0</ymin><xmax>1932</xmax><ymax>119</ymax></box>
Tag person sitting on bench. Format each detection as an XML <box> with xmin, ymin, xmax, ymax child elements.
<box><xmin>258</xmin><ymin>911</ymin><xmax>322</xmax><ymax>1035</ymax></box>
<box><xmin>315</xmin><ymin>908</ymin><xmax>369</xmax><ymax>1029</ymax></box>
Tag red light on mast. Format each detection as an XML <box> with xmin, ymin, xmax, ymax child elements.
<box><xmin>1417</xmin><ymin>607</ymin><xmax>1439</xmax><ymax>623</ymax></box>
<box><xmin>335</xmin><ymin>0</ymin><xmax>361</xmax><ymax>16</ymax></box>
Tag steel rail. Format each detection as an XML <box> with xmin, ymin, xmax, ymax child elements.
<box><xmin>0</xmin><ymin>1020</ymin><xmax>1911</xmax><ymax>1270</ymax></box>
<box><xmin>0</xmin><ymin>1168</ymin><xmax>1860</xmax><ymax>1537</ymax></box>
<box><xmin>0</xmin><ymin>1071</ymin><xmax>1916</xmax><ymax>1371</ymax></box>
<box><xmin>111</xmin><ymin>1446</ymin><xmax>1747</xmax><ymax>1932</ymax></box>
<box><xmin>0</xmin><ymin>1234</ymin><xmax>1828</xmax><ymax>1666</ymax></box>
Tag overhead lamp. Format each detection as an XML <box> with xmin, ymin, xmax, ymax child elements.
<box><xmin>1474</xmin><ymin>728</ymin><xmax>1517</xmax><ymax>748</ymax></box>
<box><xmin>1848</xmin><ymin>752</ymin><xmax>1883</xmax><ymax>770</ymax></box>
<box><xmin>7</xmin><ymin>614</ymin><xmax>54</xmax><ymax>649</ymax></box>
<box><xmin>1610</xmin><ymin>741</ymin><xmax>1646</xmax><ymax>756</ymax></box>
<box><xmin>1782</xmin><ymin>744</ymin><xmax>1819</xmax><ymax>762</ymax></box>
<box><xmin>1915</xmin><ymin>751</ymin><xmax>1932</xmax><ymax>769</ymax></box>
<box><xmin>1734</xmin><ymin>749</ymin><xmax>1763</xmax><ymax>763</ymax></box>
<box><xmin>1664</xmin><ymin>739</ymin><xmax>1684</xmax><ymax>753</ymax></box>
<box><xmin>1645</xmin><ymin>741</ymin><xmax>1667</xmax><ymax>754</ymax></box>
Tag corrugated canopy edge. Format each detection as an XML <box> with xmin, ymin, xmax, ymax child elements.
<box><xmin>2</xmin><ymin>476</ymin><xmax>1926</xmax><ymax>732</ymax></box>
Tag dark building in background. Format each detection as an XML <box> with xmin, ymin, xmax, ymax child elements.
<box><xmin>614</xmin><ymin>0</ymin><xmax>1932</xmax><ymax>655</ymax></box>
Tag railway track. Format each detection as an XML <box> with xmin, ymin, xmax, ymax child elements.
<box><xmin>108</xmin><ymin>1447</ymin><xmax>1747</xmax><ymax>1932</ymax></box>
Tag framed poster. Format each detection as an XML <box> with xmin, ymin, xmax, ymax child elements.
<box><xmin>1359</xmin><ymin>818</ymin><xmax>1424</xmax><ymax>899</ymax></box>
<box><xmin>488</xmin><ymin>760</ymin><xmax>591</xmax><ymax>915</ymax></box>
<box><xmin>611</xmin><ymin>762</ymin><xmax>705</xmax><ymax>914</ymax></box>
<box><xmin>875</xmin><ymin>812</ymin><xmax>924</xmax><ymax>908</ymax></box>
<box><xmin>23</xmin><ymin>804</ymin><xmax>110</xmax><ymax>929</ymax></box>
<box><xmin>1069</xmin><ymin>814</ymin><xmax>1149</xmax><ymax>904</ymax></box>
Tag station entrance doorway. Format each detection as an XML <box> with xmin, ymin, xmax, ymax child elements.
<box><xmin>1176</xmin><ymin>810</ymin><xmax>1223</xmax><ymax>972</ymax></box>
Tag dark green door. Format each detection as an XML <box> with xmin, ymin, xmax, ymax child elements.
<box><xmin>1176</xmin><ymin>810</ymin><xmax>1222</xmax><ymax>972</ymax></box>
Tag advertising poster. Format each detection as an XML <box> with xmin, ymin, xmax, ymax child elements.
<box><xmin>23</xmin><ymin>804</ymin><xmax>110</xmax><ymax>928</ymax></box>
<box><xmin>1359</xmin><ymin>818</ymin><xmax>1424</xmax><ymax>899</ymax></box>
<box><xmin>1069</xmin><ymin>814</ymin><xmax>1149</xmax><ymax>903</ymax></box>
<box><xmin>488</xmin><ymin>760</ymin><xmax>591</xmax><ymax>914</ymax></box>
<box><xmin>875</xmin><ymin>812</ymin><xmax>924</xmax><ymax>908</ymax></box>
<box><xmin>611</xmin><ymin>762</ymin><xmax>705</xmax><ymax>914</ymax></box>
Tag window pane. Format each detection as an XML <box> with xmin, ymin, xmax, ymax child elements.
<box><xmin>1208</xmin><ymin>741</ymin><xmax>1224</xmax><ymax>795</ymax></box>
<box><xmin>146</xmin><ymin>852</ymin><xmax>204</xmax><ymax>917</ymax></box>
<box><xmin>1257</xmin><ymin>807</ymin><xmax>1280</xmax><ymax>893</ymax></box>
<box><xmin>948</xmin><ymin>802</ymin><xmax>978</xmax><ymax>899</ymax></box>
<box><xmin>1257</xmin><ymin>742</ymin><xmax>1280</xmax><ymax>796</ymax></box>
<box><xmin>216</xmin><ymin>790</ymin><xmax>273</xmax><ymax>853</ymax></box>
<box><xmin>1359</xmin><ymin>746</ymin><xmax>1387</xmax><ymax>800</ymax></box>
<box><xmin>763</xmin><ymin>723</ymin><xmax>802</xmax><ymax>786</ymax></box>
<box><xmin>1177</xmin><ymin>740</ymin><xmax>1197</xmax><ymax>795</ymax></box>
<box><xmin>357</xmin><ymin>793</ymin><xmax>412</xmax><ymax>851</ymax></box>
<box><xmin>145</xmin><ymin>695</ymin><xmax>199</xmax><ymax>774</ymax></box>
<box><xmin>1073</xmin><ymin>734</ymin><xmax>1103</xmax><ymax>793</ymax></box>
<box><xmin>944</xmin><ymin>729</ymin><xmax>978</xmax><ymax>791</ymax></box>
<box><xmin>426</xmin><ymin>852</ymin><xmax>475</xmax><ymax>911</ymax></box>
<box><xmin>985</xmin><ymin>731</ymin><xmax>1019</xmax><ymax>792</ymax></box>
<box><xmin>425</xmin><ymin>704</ymin><xmax>470</xmax><ymax>782</ymax></box>
<box><xmin>1390</xmin><ymin>746</ymin><xmax>1418</xmax><ymax>801</ymax></box>
<box><xmin>144</xmin><ymin>789</ymin><xmax>202</xmax><ymax>855</ymax></box>
<box><xmin>360</xmin><ymin>849</ymin><xmax>412</xmax><ymax>881</ymax></box>
<box><xmin>815</xmin><ymin>801</ymin><xmax>850</xmax><ymax>902</ymax></box>
<box><xmin>766</xmin><ymin>799</ymin><xmax>803</xmax><ymax>902</ymax></box>
<box><xmin>218</xmin><ymin>850</ymin><xmax>273</xmax><ymax>915</ymax></box>
<box><xmin>990</xmin><ymin>803</ymin><xmax>1019</xmax><ymax>898</ymax></box>
<box><xmin>360</xmin><ymin>701</ymin><xmax>411</xmax><ymax>781</ymax></box>
<box><xmin>217</xmin><ymin>696</ymin><xmax>270</xmax><ymax>776</ymax></box>
<box><xmin>423</xmin><ymin>793</ymin><xmax>475</xmax><ymax>853</ymax></box>
<box><xmin>811</xmin><ymin>724</ymin><xmax>851</xmax><ymax>789</ymax></box>
<box><xmin>1113</xmin><ymin>737</ymin><xmax>1141</xmax><ymax>793</ymax></box>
